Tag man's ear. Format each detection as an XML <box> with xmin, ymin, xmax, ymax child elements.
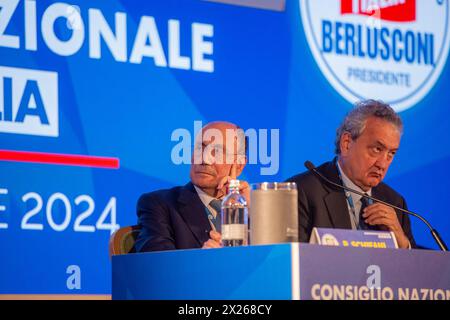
<box><xmin>340</xmin><ymin>132</ymin><xmax>353</xmax><ymax>156</ymax></box>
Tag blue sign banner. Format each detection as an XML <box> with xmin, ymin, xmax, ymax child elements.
<box><xmin>0</xmin><ymin>0</ymin><xmax>289</xmax><ymax>295</ymax></box>
<box><xmin>299</xmin><ymin>244</ymin><xmax>450</xmax><ymax>300</ymax></box>
<box><xmin>113</xmin><ymin>244</ymin><xmax>294</xmax><ymax>300</ymax></box>
<box><xmin>112</xmin><ymin>243</ymin><xmax>450</xmax><ymax>300</ymax></box>
<box><xmin>1</xmin><ymin>0</ymin><xmax>450</xmax><ymax>295</ymax></box>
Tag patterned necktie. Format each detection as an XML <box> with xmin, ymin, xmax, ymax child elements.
<box><xmin>359</xmin><ymin>194</ymin><xmax>371</xmax><ymax>230</ymax></box>
<box><xmin>209</xmin><ymin>199</ymin><xmax>222</xmax><ymax>232</ymax></box>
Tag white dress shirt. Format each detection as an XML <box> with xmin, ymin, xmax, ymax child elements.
<box><xmin>194</xmin><ymin>185</ymin><xmax>220</xmax><ymax>230</ymax></box>
<box><xmin>337</xmin><ymin>161</ymin><xmax>372</xmax><ymax>230</ymax></box>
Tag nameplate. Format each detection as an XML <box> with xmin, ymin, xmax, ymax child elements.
<box><xmin>309</xmin><ymin>228</ymin><xmax>398</xmax><ymax>249</ymax></box>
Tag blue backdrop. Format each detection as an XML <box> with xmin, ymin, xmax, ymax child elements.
<box><xmin>1</xmin><ymin>0</ymin><xmax>449</xmax><ymax>295</ymax></box>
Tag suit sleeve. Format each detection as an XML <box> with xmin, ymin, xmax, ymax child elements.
<box><xmin>398</xmin><ymin>196</ymin><xmax>417</xmax><ymax>249</ymax></box>
<box><xmin>134</xmin><ymin>193</ymin><xmax>176</xmax><ymax>252</ymax></box>
<box><xmin>297</xmin><ymin>186</ymin><xmax>314</xmax><ymax>243</ymax></box>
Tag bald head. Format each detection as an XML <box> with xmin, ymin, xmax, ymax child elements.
<box><xmin>190</xmin><ymin>121</ymin><xmax>246</xmax><ymax>197</ymax></box>
<box><xmin>203</xmin><ymin>121</ymin><xmax>238</xmax><ymax>131</ymax></box>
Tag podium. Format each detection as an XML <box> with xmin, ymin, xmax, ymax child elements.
<box><xmin>112</xmin><ymin>243</ymin><xmax>450</xmax><ymax>300</ymax></box>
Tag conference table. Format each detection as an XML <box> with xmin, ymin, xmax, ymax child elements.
<box><xmin>112</xmin><ymin>243</ymin><xmax>450</xmax><ymax>300</ymax></box>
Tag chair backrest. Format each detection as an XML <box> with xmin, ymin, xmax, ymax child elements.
<box><xmin>109</xmin><ymin>225</ymin><xmax>141</xmax><ymax>257</ymax></box>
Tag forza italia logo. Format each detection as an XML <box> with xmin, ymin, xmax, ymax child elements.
<box><xmin>300</xmin><ymin>0</ymin><xmax>450</xmax><ymax>112</ymax></box>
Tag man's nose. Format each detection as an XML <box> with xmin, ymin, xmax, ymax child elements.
<box><xmin>202</xmin><ymin>150</ymin><xmax>215</xmax><ymax>165</ymax></box>
<box><xmin>375</xmin><ymin>153</ymin><xmax>391</xmax><ymax>170</ymax></box>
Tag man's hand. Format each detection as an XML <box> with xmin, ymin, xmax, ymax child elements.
<box><xmin>202</xmin><ymin>230</ymin><xmax>222</xmax><ymax>249</ymax></box>
<box><xmin>216</xmin><ymin>164</ymin><xmax>251</xmax><ymax>206</ymax></box>
<box><xmin>362</xmin><ymin>203</ymin><xmax>410</xmax><ymax>249</ymax></box>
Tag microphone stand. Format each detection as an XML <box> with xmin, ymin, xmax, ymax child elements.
<box><xmin>305</xmin><ymin>161</ymin><xmax>448</xmax><ymax>251</ymax></box>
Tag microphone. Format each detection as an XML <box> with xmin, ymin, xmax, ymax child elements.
<box><xmin>304</xmin><ymin>161</ymin><xmax>448</xmax><ymax>251</ymax></box>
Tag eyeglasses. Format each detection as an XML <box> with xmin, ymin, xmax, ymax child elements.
<box><xmin>194</xmin><ymin>144</ymin><xmax>237</xmax><ymax>158</ymax></box>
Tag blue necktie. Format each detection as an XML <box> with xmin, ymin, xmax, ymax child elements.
<box><xmin>359</xmin><ymin>194</ymin><xmax>371</xmax><ymax>230</ymax></box>
<box><xmin>209</xmin><ymin>199</ymin><xmax>222</xmax><ymax>232</ymax></box>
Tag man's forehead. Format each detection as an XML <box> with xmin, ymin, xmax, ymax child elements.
<box><xmin>195</xmin><ymin>126</ymin><xmax>242</xmax><ymax>142</ymax></box>
<box><xmin>203</xmin><ymin>121</ymin><xmax>238</xmax><ymax>132</ymax></box>
<box><xmin>362</xmin><ymin>118</ymin><xmax>401</xmax><ymax>148</ymax></box>
<box><xmin>364</xmin><ymin>117</ymin><xmax>400</xmax><ymax>131</ymax></box>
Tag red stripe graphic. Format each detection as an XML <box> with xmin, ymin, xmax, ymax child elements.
<box><xmin>341</xmin><ymin>0</ymin><xmax>416</xmax><ymax>22</ymax></box>
<box><xmin>0</xmin><ymin>149</ymin><xmax>120</xmax><ymax>169</ymax></box>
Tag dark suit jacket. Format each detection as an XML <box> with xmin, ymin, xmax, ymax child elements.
<box><xmin>134</xmin><ymin>182</ymin><xmax>212</xmax><ymax>252</ymax></box>
<box><xmin>286</xmin><ymin>159</ymin><xmax>416</xmax><ymax>247</ymax></box>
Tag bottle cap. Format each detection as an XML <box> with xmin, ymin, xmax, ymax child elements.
<box><xmin>229</xmin><ymin>179</ymin><xmax>240</xmax><ymax>189</ymax></box>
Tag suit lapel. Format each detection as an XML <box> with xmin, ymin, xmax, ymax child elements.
<box><xmin>371</xmin><ymin>186</ymin><xmax>381</xmax><ymax>202</ymax></box>
<box><xmin>178</xmin><ymin>182</ymin><xmax>212</xmax><ymax>246</ymax></box>
<box><xmin>324</xmin><ymin>191</ymin><xmax>353</xmax><ymax>229</ymax></box>
<box><xmin>320</xmin><ymin>159</ymin><xmax>353</xmax><ymax>229</ymax></box>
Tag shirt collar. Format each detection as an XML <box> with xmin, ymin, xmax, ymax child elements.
<box><xmin>336</xmin><ymin>160</ymin><xmax>372</xmax><ymax>203</ymax></box>
<box><xmin>194</xmin><ymin>185</ymin><xmax>219</xmax><ymax>214</ymax></box>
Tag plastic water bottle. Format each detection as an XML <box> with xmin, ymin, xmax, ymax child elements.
<box><xmin>221</xmin><ymin>179</ymin><xmax>248</xmax><ymax>247</ymax></box>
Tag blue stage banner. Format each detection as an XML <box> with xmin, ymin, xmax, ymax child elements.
<box><xmin>0</xmin><ymin>0</ymin><xmax>290</xmax><ymax>295</ymax></box>
<box><xmin>113</xmin><ymin>244</ymin><xmax>294</xmax><ymax>300</ymax></box>
<box><xmin>112</xmin><ymin>243</ymin><xmax>450</xmax><ymax>300</ymax></box>
<box><xmin>1</xmin><ymin>0</ymin><xmax>449</xmax><ymax>295</ymax></box>
<box><xmin>298</xmin><ymin>244</ymin><xmax>450</xmax><ymax>300</ymax></box>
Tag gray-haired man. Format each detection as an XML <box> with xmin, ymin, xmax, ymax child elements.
<box><xmin>287</xmin><ymin>100</ymin><xmax>416</xmax><ymax>249</ymax></box>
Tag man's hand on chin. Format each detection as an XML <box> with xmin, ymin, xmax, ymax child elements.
<box><xmin>216</xmin><ymin>164</ymin><xmax>251</xmax><ymax>206</ymax></box>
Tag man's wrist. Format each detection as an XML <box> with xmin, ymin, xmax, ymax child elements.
<box><xmin>397</xmin><ymin>233</ymin><xmax>411</xmax><ymax>249</ymax></box>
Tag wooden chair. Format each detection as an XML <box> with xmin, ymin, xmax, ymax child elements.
<box><xmin>109</xmin><ymin>225</ymin><xmax>141</xmax><ymax>257</ymax></box>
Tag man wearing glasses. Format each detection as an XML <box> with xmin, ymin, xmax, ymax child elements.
<box><xmin>134</xmin><ymin>121</ymin><xmax>249</xmax><ymax>252</ymax></box>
